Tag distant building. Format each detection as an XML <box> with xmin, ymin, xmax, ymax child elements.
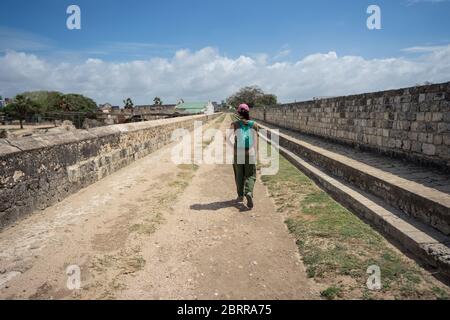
<box><xmin>134</xmin><ymin>105</ymin><xmax>153</xmax><ymax>110</ymax></box>
<box><xmin>134</xmin><ymin>104</ymin><xmax>176</xmax><ymax>112</ymax></box>
<box><xmin>212</xmin><ymin>101</ymin><xmax>220</xmax><ymax>112</ymax></box>
<box><xmin>205</xmin><ymin>101</ymin><xmax>215</xmax><ymax>115</ymax></box>
<box><xmin>1</xmin><ymin>97</ymin><xmax>12</xmax><ymax>108</ymax></box>
<box><xmin>0</xmin><ymin>97</ymin><xmax>11</xmax><ymax>110</ymax></box>
<box><xmin>99</xmin><ymin>103</ymin><xmax>113</xmax><ymax>113</ymax></box>
<box><xmin>175</xmin><ymin>101</ymin><xmax>215</xmax><ymax>115</ymax></box>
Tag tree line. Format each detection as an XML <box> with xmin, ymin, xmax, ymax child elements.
<box><xmin>2</xmin><ymin>86</ymin><xmax>276</xmax><ymax>129</ymax></box>
<box><xmin>226</xmin><ymin>86</ymin><xmax>277</xmax><ymax>109</ymax></box>
<box><xmin>3</xmin><ymin>91</ymin><xmax>97</xmax><ymax>128</ymax></box>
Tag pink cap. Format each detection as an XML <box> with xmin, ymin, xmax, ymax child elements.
<box><xmin>237</xmin><ymin>104</ymin><xmax>250</xmax><ymax>112</ymax></box>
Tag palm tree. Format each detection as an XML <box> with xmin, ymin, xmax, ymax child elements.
<box><xmin>153</xmin><ymin>97</ymin><xmax>162</xmax><ymax>106</ymax></box>
<box><xmin>123</xmin><ymin>98</ymin><xmax>134</xmax><ymax>110</ymax></box>
<box><xmin>4</xmin><ymin>95</ymin><xmax>40</xmax><ymax>129</ymax></box>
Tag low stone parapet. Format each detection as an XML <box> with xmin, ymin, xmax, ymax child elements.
<box><xmin>0</xmin><ymin>114</ymin><xmax>220</xmax><ymax>229</ymax></box>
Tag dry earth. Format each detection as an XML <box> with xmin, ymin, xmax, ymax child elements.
<box><xmin>0</xmin><ymin>115</ymin><xmax>318</xmax><ymax>300</ymax></box>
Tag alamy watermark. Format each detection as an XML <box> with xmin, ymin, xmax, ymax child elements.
<box><xmin>367</xmin><ymin>5</ymin><xmax>382</xmax><ymax>30</ymax></box>
<box><xmin>66</xmin><ymin>265</ymin><xmax>81</xmax><ymax>290</ymax></box>
<box><xmin>170</xmin><ymin>121</ymin><xmax>280</xmax><ymax>176</ymax></box>
<box><xmin>66</xmin><ymin>5</ymin><xmax>380</xmax><ymax>31</ymax></box>
<box><xmin>366</xmin><ymin>265</ymin><xmax>382</xmax><ymax>290</ymax></box>
<box><xmin>66</xmin><ymin>5</ymin><xmax>81</xmax><ymax>30</ymax></box>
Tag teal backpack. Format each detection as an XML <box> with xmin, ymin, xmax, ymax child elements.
<box><xmin>236</xmin><ymin>120</ymin><xmax>255</xmax><ymax>149</ymax></box>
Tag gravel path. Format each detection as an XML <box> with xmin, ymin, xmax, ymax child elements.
<box><xmin>0</xmin><ymin>116</ymin><xmax>317</xmax><ymax>300</ymax></box>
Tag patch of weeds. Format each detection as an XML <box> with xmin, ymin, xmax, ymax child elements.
<box><xmin>168</xmin><ymin>179</ymin><xmax>189</xmax><ymax>189</ymax></box>
<box><xmin>215</xmin><ymin>114</ymin><xmax>226</xmax><ymax>123</ymax></box>
<box><xmin>366</xmin><ymin>251</ymin><xmax>417</xmax><ymax>290</ymax></box>
<box><xmin>89</xmin><ymin>255</ymin><xmax>118</xmax><ymax>273</ymax></box>
<box><xmin>122</xmin><ymin>255</ymin><xmax>146</xmax><ymax>274</ymax></box>
<box><xmin>202</xmin><ymin>140</ymin><xmax>212</xmax><ymax>148</ymax></box>
<box><xmin>110</xmin><ymin>278</ymin><xmax>127</xmax><ymax>291</ymax></box>
<box><xmin>98</xmin><ymin>290</ymin><xmax>116</xmax><ymax>300</ymax></box>
<box><xmin>129</xmin><ymin>223</ymin><xmax>157</xmax><ymax>235</ymax></box>
<box><xmin>362</xmin><ymin>289</ymin><xmax>374</xmax><ymax>300</ymax></box>
<box><xmin>171</xmin><ymin>163</ymin><xmax>200</xmax><ymax>192</ymax></box>
<box><xmin>130</xmin><ymin>210</ymin><xmax>165</xmax><ymax>236</ymax></box>
<box><xmin>203</xmin><ymin>114</ymin><xmax>226</xmax><ymax>147</ymax></box>
<box><xmin>320</xmin><ymin>286</ymin><xmax>342</xmax><ymax>300</ymax></box>
<box><xmin>432</xmin><ymin>286</ymin><xmax>450</xmax><ymax>300</ymax></box>
<box><xmin>177</xmin><ymin>164</ymin><xmax>199</xmax><ymax>171</ymax></box>
<box><xmin>398</xmin><ymin>281</ymin><xmax>421</xmax><ymax>299</ymax></box>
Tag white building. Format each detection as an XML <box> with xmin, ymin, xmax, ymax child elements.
<box><xmin>174</xmin><ymin>101</ymin><xmax>215</xmax><ymax>115</ymax></box>
<box><xmin>205</xmin><ymin>101</ymin><xmax>215</xmax><ymax>115</ymax></box>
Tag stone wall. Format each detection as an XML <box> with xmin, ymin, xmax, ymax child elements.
<box><xmin>0</xmin><ymin>114</ymin><xmax>220</xmax><ymax>228</ymax></box>
<box><xmin>252</xmin><ymin>82</ymin><xmax>450</xmax><ymax>170</ymax></box>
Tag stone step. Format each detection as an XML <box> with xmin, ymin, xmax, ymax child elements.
<box><xmin>257</xmin><ymin>122</ymin><xmax>450</xmax><ymax>236</ymax></box>
<box><xmin>258</xmin><ymin>130</ymin><xmax>450</xmax><ymax>280</ymax></box>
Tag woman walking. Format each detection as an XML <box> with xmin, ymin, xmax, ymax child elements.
<box><xmin>227</xmin><ymin>104</ymin><xmax>259</xmax><ymax>209</ymax></box>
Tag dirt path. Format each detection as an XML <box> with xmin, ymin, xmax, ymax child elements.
<box><xmin>0</xmin><ymin>115</ymin><xmax>317</xmax><ymax>300</ymax></box>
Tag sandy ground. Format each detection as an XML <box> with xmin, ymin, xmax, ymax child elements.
<box><xmin>0</xmin><ymin>123</ymin><xmax>56</xmax><ymax>133</ymax></box>
<box><xmin>0</xmin><ymin>116</ymin><xmax>317</xmax><ymax>300</ymax></box>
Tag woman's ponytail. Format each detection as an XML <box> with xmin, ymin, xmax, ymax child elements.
<box><xmin>239</xmin><ymin>110</ymin><xmax>250</xmax><ymax>120</ymax></box>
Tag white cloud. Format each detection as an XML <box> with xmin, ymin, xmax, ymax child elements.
<box><xmin>273</xmin><ymin>45</ymin><xmax>292</xmax><ymax>61</ymax></box>
<box><xmin>407</xmin><ymin>0</ymin><xmax>450</xmax><ymax>5</ymax></box>
<box><xmin>1</xmin><ymin>45</ymin><xmax>450</xmax><ymax>105</ymax></box>
<box><xmin>273</xmin><ymin>49</ymin><xmax>291</xmax><ymax>61</ymax></box>
<box><xmin>0</xmin><ymin>27</ymin><xmax>53</xmax><ymax>52</ymax></box>
<box><xmin>401</xmin><ymin>45</ymin><xmax>449</xmax><ymax>53</ymax></box>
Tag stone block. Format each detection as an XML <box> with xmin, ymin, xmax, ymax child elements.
<box><xmin>443</xmin><ymin>134</ymin><xmax>450</xmax><ymax>146</ymax></box>
<box><xmin>402</xmin><ymin>140</ymin><xmax>411</xmax><ymax>151</ymax></box>
<box><xmin>411</xmin><ymin>141</ymin><xmax>422</xmax><ymax>153</ymax></box>
<box><xmin>416</xmin><ymin>112</ymin><xmax>425</xmax><ymax>121</ymax></box>
<box><xmin>422</xmin><ymin>143</ymin><xmax>436</xmax><ymax>156</ymax></box>
<box><xmin>408</xmin><ymin>132</ymin><xmax>418</xmax><ymax>141</ymax></box>
<box><xmin>436</xmin><ymin>145</ymin><xmax>449</xmax><ymax>158</ymax></box>
<box><xmin>434</xmin><ymin>135</ymin><xmax>443</xmax><ymax>145</ymax></box>
<box><xmin>432</xmin><ymin>113</ymin><xmax>444</xmax><ymax>122</ymax></box>
<box><xmin>438</xmin><ymin>122</ymin><xmax>450</xmax><ymax>133</ymax></box>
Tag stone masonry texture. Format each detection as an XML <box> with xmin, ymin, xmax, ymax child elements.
<box><xmin>252</xmin><ymin>82</ymin><xmax>450</xmax><ymax>171</ymax></box>
<box><xmin>0</xmin><ymin>114</ymin><xmax>220</xmax><ymax>229</ymax></box>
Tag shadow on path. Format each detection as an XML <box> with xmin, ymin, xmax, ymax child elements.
<box><xmin>190</xmin><ymin>200</ymin><xmax>249</xmax><ymax>212</ymax></box>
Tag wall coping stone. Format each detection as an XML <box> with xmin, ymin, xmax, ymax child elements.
<box><xmin>0</xmin><ymin>114</ymin><xmax>207</xmax><ymax>157</ymax></box>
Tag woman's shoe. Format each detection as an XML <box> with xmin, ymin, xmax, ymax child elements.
<box><xmin>245</xmin><ymin>193</ymin><xmax>254</xmax><ymax>209</ymax></box>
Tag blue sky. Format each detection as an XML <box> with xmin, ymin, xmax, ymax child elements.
<box><xmin>1</xmin><ymin>0</ymin><xmax>450</xmax><ymax>104</ymax></box>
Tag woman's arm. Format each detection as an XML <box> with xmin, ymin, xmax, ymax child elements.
<box><xmin>253</xmin><ymin>123</ymin><xmax>259</xmax><ymax>161</ymax></box>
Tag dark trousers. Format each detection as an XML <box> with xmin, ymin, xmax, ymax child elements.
<box><xmin>233</xmin><ymin>160</ymin><xmax>256</xmax><ymax>197</ymax></box>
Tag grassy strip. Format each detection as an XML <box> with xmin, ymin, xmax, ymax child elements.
<box><xmin>213</xmin><ymin>113</ymin><xmax>227</xmax><ymax>124</ymax></box>
<box><xmin>260</xmin><ymin>149</ymin><xmax>450</xmax><ymax>300</ymax></box>
<box><xmin>202</xmin><ymin>113</ymin><xmax>227</xmax><ymax>149</ymax></box>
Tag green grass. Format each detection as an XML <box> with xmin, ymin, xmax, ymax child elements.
<box><xmin>202</xmin><ymin>114</ymin><xmax>227</xmax><ymax>148</ymax></box>
<box><xmin>432</xmin><ymin>286</ymin><xmax>450</xmax><ymax>300</ymax></box>
<box><xmin>213</xmin><ymin>113</ymin><xmax>227</xmax><ymax>125</ymax></box>
<box><xmin>321</xmin><ymin>286</ymin><xmax>342</xmax><ymax>300</ymax></box>
<box><xmin>177</xmin><ymin>163</ymin><xmax>199</xmax><ymax>171</ymax></box>
<box><xmin>129</xmin><ymin>222</ymin><xmax>158</xmax><ymax>235</ymax></box>
<box><xmin>261</xmin><ymin>146</ymin><xmax>450</xmax><ymax>300</ymax></box>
